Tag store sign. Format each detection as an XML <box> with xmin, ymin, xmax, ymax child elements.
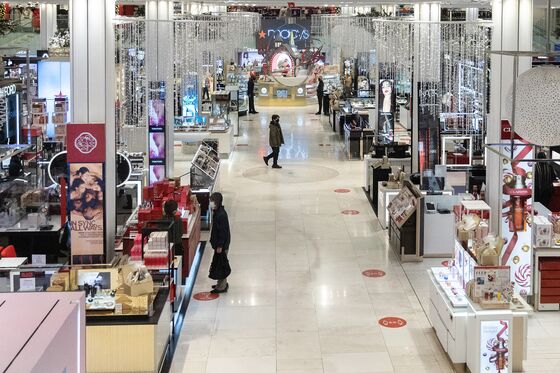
<box><xmin>0</xmin><ymin>84</ymin><xmax>17</xmax><ymax>98</ymax></box>
<box><xmin>257</xmin><ymin>20</ymin><xmax>311</xmax><ymax>49</ymax></box>
<box><xmin>480</xmin><ymin>320</ymin><xmax>509</xmax><ymax>373</ymax></box>
<box><xmin>500</xmin><ymin>120</ymin><xmax>523</xmax><ymax>141</ymax></box>
<box><xmin>67</xmin><ymin>124</ymin><xmax>106</xmax><ymax>163</ymax></box>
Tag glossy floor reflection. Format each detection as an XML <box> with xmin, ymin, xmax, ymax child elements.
<box><xmin>169</xmin><ymin>104</ymin><xmax>448</xmax><ymax>373</ymax></box>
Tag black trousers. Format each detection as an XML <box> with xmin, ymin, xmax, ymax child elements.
<box><xmin>249</xmin><ymin>95</ymin><xmax>256</xmax><ymax>113</ymax></box>
<box><xmin>317</xmin><ymin>94</ymin><xmax>323</xmax><ymax>113</ymax></box>
<box><xmin>265</xmin><ymin>147</ymin><xmax>280</xmax><ymax>166</ymax></box>
<box><xmin>202</xmin><ymin>87</ymin><xmax>209</xmax><ymax>100</ymax></box>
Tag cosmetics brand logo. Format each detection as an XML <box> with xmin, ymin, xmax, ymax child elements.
<box><xmin>74</xmin><ymin>132</ymin><xmax>98</xmax><ymax>154</ymax></box>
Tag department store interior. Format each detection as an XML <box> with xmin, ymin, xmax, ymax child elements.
<box><xmin>1</xmin><ymin>0</ymin><xmax>560</xmax><ymax>372</ymax></box>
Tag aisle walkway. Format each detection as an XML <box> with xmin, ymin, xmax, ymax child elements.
<box><xmin>170</xmin><ymin>105</ymin><xmax>454</xmax><ymax>373</ymax></box>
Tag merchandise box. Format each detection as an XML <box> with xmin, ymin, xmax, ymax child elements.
<box><xmin>533</xmin><ymin>215</ymin><xmax>553</xmax><ymax>247</ymax></box>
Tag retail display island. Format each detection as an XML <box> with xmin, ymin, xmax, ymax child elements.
<box><xmin>257</xmin><ymin>81</ymin><xmax>307</xmax><ymax>106</ymax></box>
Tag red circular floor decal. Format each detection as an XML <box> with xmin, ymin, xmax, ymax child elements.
<box><xmin>342</xmin><ymin>210</ymin><xmax>360</xmax><ymax>215</ymax></box>
<box><xmin>441</xmin><ymin>260</ymin><xmax>449</xmax><ymax>267</ymax></box>
<box><xmin>378</xmin><ymin>317</ymin><xmax>407</xmax><ymax>328</ymax></box>
<box><xmin>362</xmin><ymin>269</ymin><xmax>386</xmax><ymax>278</ymax></box>
<box><xmin>193</xmin><ymin>292</ymin><xmax>219</xmax><ymax>301</ymax></box>
<box><xmin>334</xmin><ymin>188</ymin><xmax>351</xmax><ymax>193</ymax></box>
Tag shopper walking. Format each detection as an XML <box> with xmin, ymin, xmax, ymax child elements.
<box><xmin>315</xmin><ymin>75</ymin><xmax>324</xmax><ymax>115</ymax></box>
<box><xmin>248</xmin><ymin>75</ymin><xmax>258</xmax><ymax>114</ymax></box>
<box><xmin>209</xmin><ymin>192</ymin><xmax>231</xmax><ymax>294</ymax></box>
<box><xmin>263</xmin><ymin>114</ymin><xmax>285</xmax><ymax>169</ymax></box>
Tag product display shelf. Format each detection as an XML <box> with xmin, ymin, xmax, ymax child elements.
<box><xmin>429</xmin><ymin>266</ymin><xmax>532</xmax><ymax>373</ymax></box>
<box><xmin>387</xmin><ymin>181</ymin><xmax>424</xmax><ymax>262</ymax></box>
<box><xmin>533</xmin><ymin>247</ymin><xmax>560</xmax><ymax>311</ymax></box>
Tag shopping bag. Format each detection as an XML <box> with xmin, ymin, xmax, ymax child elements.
<box><xmin>209</xmin><ymin>251</ymin><xmax>231</xmax><ymax>280</ymax></box>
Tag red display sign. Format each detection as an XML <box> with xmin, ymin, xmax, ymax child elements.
<box><xmin>67</xmin><ymin>123</ymin><xmax>106</xmax><ymax>163</ymax></box>
<box><xmin>500</xmin><ymin>120</ymin><xmax>523</xmax><ymax>141</ymax></box>
<box><xmin>362</xmin><ymin>269</ymin><xmax>386</xmax><ymax>278</ymax></box>
<box><xmin>193</xmin><ymin>292</ymin><xmax>219</xmax><ymax>301</ymax></box>
<box><xmin>378</xmin><ymin>317</ymin><xmax>407</xmax><ymax>328</ymax></box>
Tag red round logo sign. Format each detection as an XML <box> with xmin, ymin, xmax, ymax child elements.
<box><xmin>362</xmin><ymin>269</ymin><xmax>386</xmax><ymax>278</ymax></box>
<box><xmin>342</xmin><ymin>210</ymin><xmax>360</xmax><ymax>215</ymax></box>
<box><xmin>74</xmin><ymin>132</ymin><xmax>98</xmax><ymax>154</ymax></box>
<box><xmin>193</xmin><ymin>292</ymin><xmax>219</xmax><ymax>301</ymax></box>
<box><xmin>378</xmin><ymin>317</ymin><xmax>407</xmax><ymax>328</ymax></box>
<box><xmin>334</xmin><ymin>188</ymin><xmax>351</xmax><ymax>193</ymax></box>
<box><xmin>441</xmin><ymin>260</ymin><xmax>449</xmax><ymax>267</ymax></box>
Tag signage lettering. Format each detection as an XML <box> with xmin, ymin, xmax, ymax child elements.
<box><xmin>0</xmin><ymin>84</ymin><xmax>17</xmax><ymax>98</ymax></box>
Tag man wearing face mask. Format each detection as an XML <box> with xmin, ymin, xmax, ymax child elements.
<box><xmin>263</xmin><ymin>114</ymin><xmax>285</xmax><ymax>169</ymax></box>
<box><xmin>209</xmin><ymin>192</ymin><xmax>231</xmax><ymax>293</ymax></box>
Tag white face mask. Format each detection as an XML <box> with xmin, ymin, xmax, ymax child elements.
<box><xmin>209</xmin><ymin>201</ymin><xmax>216</xmax><ymax>210</ymax></box>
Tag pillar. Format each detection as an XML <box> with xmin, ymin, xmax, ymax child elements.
<box><xmin>69</xmin><ymin>0</ymin><xmax>116</xmax><ymax>260</ymax></box>
<box><xmin>145</xmin><ymin>0</ymin><xmax>174</xmax><ymax>178</ymax></box>
<box><xmin>466</xmin><ymin>8</ymin><xmax>479</xmax><ymax>22</ymax></box>
<box><xmin>40</xmin><ymin>4</ymin><xmax>57</xmax><ymax>49</ymax></box>
<box><xmin>487</xmin><ymin>0</ymin><xmax>532</xmax><ymax>231</ymax></box>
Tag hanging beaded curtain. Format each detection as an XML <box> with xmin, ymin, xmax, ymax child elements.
<box><xmin>313</xmin><ymin>15</ymin><xmax>491</xmax><ymax>150</ymax></box>
<box><xmin>114</xmin><ymin>12</ymin><xmax>260</xmax><ymax>139</ymax></box>
<box><xmin>114</xmin><ymin>19</ymin><xmax>147</xmax><ymax>151</ymax></box>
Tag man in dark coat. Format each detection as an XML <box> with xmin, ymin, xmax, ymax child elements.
<box><xmin>248</xmin><ymin>76</ymin><xmax>258</xmax><ymax>114</ymax></box>
<box><xmin>315</xmin><ymin>75</ymin><xmax>324</xmax><ymax>115</ymax></box>
<box><xmin>534</xmin><ymin>151</ymin><xmax>557</xmax><ymax>208</ymax></box>
<box><xmin>209</xmin><ymin>192</ymin><xmax>231</xmax><ymax>293</ymax></box>
<box><xmin>263</xmin><ymin>114</ymin><xmax>285</xmax><ymax>169</ymax></box>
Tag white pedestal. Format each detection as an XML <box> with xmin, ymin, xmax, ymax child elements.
<box><xmin>174</xmin><ymin>127</ymin><xmax>234</xmax><ymax>159</ymax></box>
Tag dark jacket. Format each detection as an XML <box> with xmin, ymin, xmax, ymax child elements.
<box><xmin>317</xmin><ymin>79</ymin><xmax>324</xmax><ymax>97</ymax></box>
<box><xmin>162</xmin><ymin>216</ymin><xmax>184</xmax><ymax>255</ymax></box>
<box><xmin>248</xmin><ymin>78</ymin><xmax>255</xmax><ymax>97</ymax></box>
<box><xmin>210</xmin><ymin>206</ymin><xmax>231</xmax><ymax>251</ymax></box>
<box><xmin>269</xmin><ymin>122</ymin><xmax>285</xmax><ymax>148</ymax></box>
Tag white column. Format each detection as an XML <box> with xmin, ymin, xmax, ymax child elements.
<box><xmin>70</xmin><ymin>0</ymin><xmax>116</xmax><ymax>259</ymax></box>
<box><xmin>40</xmin><ymin>4</ymin><xmax>57</xmax><ymax>49</ymax></box>
<box><xmin>487</xmin><ymin>0</ymin><xmax>532</xmax><ymax>231</ymax></box>
<box><xmin>145</xmin><ymin>0</ymin><xmax>174</xmax><ymax>178</ymax></box>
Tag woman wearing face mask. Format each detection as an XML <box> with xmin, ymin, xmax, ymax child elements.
<box><xmin>263</xmin><ymin>114</ymin><xmax>285</xmax><ymax>169</ymax></box>
<box><xmin>209</xmin><ymin>192</ymin><xmax>231</xmax><ymax>294</ymax></box>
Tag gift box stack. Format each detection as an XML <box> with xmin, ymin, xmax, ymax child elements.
<box><xmin>533</xmin><ymin>215</ymin><xmax>553</xmax><ymax>247</ymax></box>
<box><xmin>539</xmin><ymin>257</ymin><xmax>560</xmax><ymax>304</ymax></box>
<box><xmin>52</xmin><ymin>96</ymin><xmax>69</xmax><ymax>143</ymax></box>
<box><xmin>144</xmin><ymin>231</ymin><xmax>169</xmax><ymax>268</ymax></box>
<box><xmin>138</xmin><ymin>181</ymin><xmax>193</xmax><ymax>231</ymax></box>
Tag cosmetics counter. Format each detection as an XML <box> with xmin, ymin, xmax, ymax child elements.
<box><xmin>0</xmin><ymin>257</ymin><xmax>175</xmax><ymax>373</ymax></box>
<box><xmin>175</xmin><ymin>92</ymin><xmax>235</xmax><ymax>158</ymax></box>
<box><xmin>428</xmin><ymin>199</ymin><xmax>531</xmax><ymax>373</ymax></box>
<box><xmin>256</xmin><ymin>81</ymin><xmax>307</xmax><ymax>107</ymax></box>
<box><xmin>332</xmin><ymin>97</ymin><xmax>376</xmax><ymax>136</ymax></box>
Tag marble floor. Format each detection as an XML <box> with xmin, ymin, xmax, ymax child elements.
<box><xmin>170</xmin><ymin>103</ymin><xmax>560</xmax><ymax>373</ymax></box>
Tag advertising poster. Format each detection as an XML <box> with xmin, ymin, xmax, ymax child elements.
<box><xmin>480</xmin><ymin>320</ymin><xmax>509</xmax><ymax>373</ymax></box>
<box><xmin>148</xmin><ymin>99</ymin><xmax>165</xmax><ymax>127</ymax></box>
<box><xmin>69</xmin><ymin>163</ymin><xmax>104</xmax><ymax>258</ymax></box>
<box><xmin>500</xmin><ymin>120</ymin><xmax>533</xmax><ymax>296</ymax></box>
<box><xmin>377</xmin><ymin>79</ymin><xmax>395</xmax><ymax>144</ymax></box>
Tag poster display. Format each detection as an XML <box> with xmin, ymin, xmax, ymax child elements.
<box><xmin>480</xmin><ymin>320</ymin><xmax>509</xmax><ymax>373</ymax></box>
<box><xmin>377</xmin><ymin>79</ymin><xmax>395</xmax><ymax>144</ymax></box>
<box><xmin>500</xmin><ymin>120</ymin><xmax>533</xmax><ymax>296</ymax></box>
<box><xmin>69</xmin><ymin>163</ymin><xmax>104</xmax><ymax>259</ymax></box>
<box><xmin>66</xmin><ymin>123</ymin><xmax>106</xmax><ymax>264</ymax></box>
<box><xmin>148</xmin><ymin>83</ymin><xmax>167</xmax><ymax>185</ymax></box>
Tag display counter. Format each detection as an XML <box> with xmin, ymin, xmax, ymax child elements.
<box><xmin>86</xmin><ymin>287</ymin><xmax>171</xmax><ymax>373</ymax></box>
<box><xmin>256</xmin><ymin>81</ymin><xmax>307</xmax><ymax>107</ymax></box>
<box><xmin>428</xmin><ymin>267</ymin><xmax>531</xmax><ymax>373</ymax></box>
<box><xmin>0</xmin><ymin>291</ymin><xmax>86</xmax><ymax>373</ymax></box>
<box><xmin>175</xmin><ymin>126</ymin><xmax>234</xmax><ymax>159</ymax></box>
<box><xmin>423</xmin><ymin>195</ymin><xmax>460</xmax><ymax>257</ymax></box>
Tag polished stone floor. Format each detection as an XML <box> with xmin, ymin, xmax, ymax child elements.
<box><xmin>170</xmin><ymin>104</ymin><xmax>560</xmax><ymax>373</ymax></box>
